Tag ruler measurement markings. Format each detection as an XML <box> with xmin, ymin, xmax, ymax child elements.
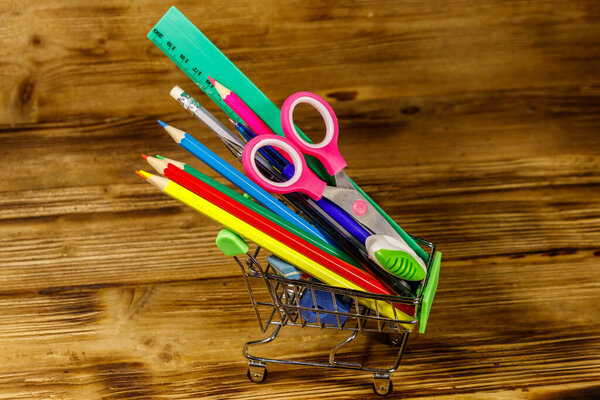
<box><xmin>150</xmin><ymin>27</ymin><xmax>242</xmax><ymax>123</ymax></box>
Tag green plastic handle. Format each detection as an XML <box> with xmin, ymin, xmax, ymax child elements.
<box><xmin>215</xmin><ymin>229</ymin><xmax>249</xmax><ymax>256</ymax></box>
<box><xmin>374</xmin><ymin>249</ymin><xmax>427</xmax><ymax>281</ymax></box>
<box><xmin>419</xmin><ymin>251</ymin><xmax>441</xmax><ymax>334</ymax></box>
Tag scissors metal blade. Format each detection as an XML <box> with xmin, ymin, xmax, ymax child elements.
<box><xmin>332</xmin><ymin>170</ymin><xmax>355</xmax><ymax>189</ymax></box>
<box><xmin>321</xmin><ymin>184</ymin><xmax>401</xmax><ymax>241</ymax></box>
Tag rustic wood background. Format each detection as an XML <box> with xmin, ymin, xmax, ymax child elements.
<box><xmin>1</xmin><ymin>0</ymin><xmax>599</xmax><ymax>398</ymax></box>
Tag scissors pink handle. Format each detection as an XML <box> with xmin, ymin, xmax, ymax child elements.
<box><xmin>242</xmin><ymin>134</ymin><xmax>327</xmax><ymax>200</ymax></box>
<box><xmin>281</xmin><ymin>92</ymin><xmax>347</xmax><ymax>175</ymax></box>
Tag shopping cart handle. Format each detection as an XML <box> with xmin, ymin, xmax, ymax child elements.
<box><xmin>216</xmin><ymin>229</ymin><xmax>249</xmax><ymax>256</ymax></box>
<box><xmin>419</xmin><ymin>251</ymin><xmax>441</xmax><ymax>334</ymax></box>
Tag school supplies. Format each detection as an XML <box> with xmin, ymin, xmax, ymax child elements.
<box><xmin>165</xmin><ymin>101</ymin><xmax>395</xmax><ymax>282</ymax></box>
<box><xmin>168</xmin><ymin>84</ymin><xmax>423</xmax><ymax>281</ymax></box>
<box><xmin>136</xmin><ymin>170</ymin><xmax>413</xmax><ymax>323</ymax></box>
<box><xmin>147</xmin><ymin>6</ymin><xmax>430</xmax><ymax>264</ymax></box>
<box><xmin>157</xmin><ymin>120</ymin><xmax>330</xmax><ymax>244</ymax></box>
<box><xmin>141</xmin><ymin>156</ymin><xmax>412</xmax><ymax>309</ymax></box>
<box><xmin>169</xmin><ymin>85</ymin><xmax>246</xmax><ymax>156</ymax></box>
<box><xmin>208</xmin><ymin>79</ymin><xmax>424</xmax><ymax>280</ymax></box>
<box><xmin>152</xmin><ymin>155</ymin><xmax>357</xmax><ymax>266</ymax></box>
<box><xmin>211</xmin><ymin>78</ymin><xmax>274</xmax><ymax>138</ymax></box>
<box><xmin>144</xmin><ymin>8</ymin><xmax>443</xmax><ymax>393</ymax></box>
<box><xmin>239</xmin><ymin>90</ymin><xmax>426</xmax><ymax>280</ymax></box>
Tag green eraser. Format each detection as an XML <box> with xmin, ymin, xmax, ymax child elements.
<box><xmin>216</xmin><ymin>229</ymin><xmax>249</xmax><ymax>256</ymax></box>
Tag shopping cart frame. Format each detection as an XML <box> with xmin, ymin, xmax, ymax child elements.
<box><xmin>227</xmin><ymin>235</ymin><xmax>440</xmax><ymax>396</ymax></box>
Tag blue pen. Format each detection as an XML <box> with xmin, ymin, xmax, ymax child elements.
<box><xmin>158</xmin><ymin>120</ymin><xmax>331</xmax><ymax>243</ymax></box>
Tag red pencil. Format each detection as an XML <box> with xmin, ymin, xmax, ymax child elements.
<box><xmin>144</xmin><ymin>155</ymin><xmax>415</xmax><ymax>316</ymax></box>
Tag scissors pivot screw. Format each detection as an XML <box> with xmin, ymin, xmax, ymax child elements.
<box><xmin>352</xmin><ymin>199</ymin><xmax>369</xmax><ymax>217</ymax></box>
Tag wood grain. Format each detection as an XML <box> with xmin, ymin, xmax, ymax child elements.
<box><xmin>1</xmin><ymin>0</ymin><xmax>599</xmax><ymax>398</ymax></box>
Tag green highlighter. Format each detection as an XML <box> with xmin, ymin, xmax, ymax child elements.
<box><xmin>147</xmin><ymin>7</ymin><xmax>428</xmax><ymax>263</ymax></box>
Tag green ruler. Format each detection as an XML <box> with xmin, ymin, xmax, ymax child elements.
<box><xmin>147</xmin><ymin>6</ymin><xmax>429</xmax><ymax>262</ymax></box>
<box><xmin>147</xmin><ymin>12</ymin><xmax>242</xmax><ymax>124</ymax></box>
<box><xmin>147</xmin><ymin>7</ymin><xmax>333</xmax><ymax>182</ymax></box>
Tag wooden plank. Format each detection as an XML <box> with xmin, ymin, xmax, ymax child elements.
<box><xmin>0</xmin><ymin>279</ymin><xmax>597</xmax><ymax>399</ymax></box>
<box><xmin>0</xmin><ymin>1</ymin><xmax>599</xmax><ymax>124</ymax></box>
<box><xmin>1</xmin><ymin>0</ymin><xmax>599</xmax><ymax>398</ymax></box>
<box><xmin>2</xmin><ymin>86</ymin><xmax>599</xmax><ymax>193</ymax></box>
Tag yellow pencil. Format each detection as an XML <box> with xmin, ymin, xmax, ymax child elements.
<box><xmin>136</xmin><ymin>170</ymin><xmax>413</xmax><ymax>327</ymax></box>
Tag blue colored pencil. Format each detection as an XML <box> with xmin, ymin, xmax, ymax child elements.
<box><xmin>158</xmin><ymin>120</ymin><xmax>331</xmax><ymax>243</ymax></box>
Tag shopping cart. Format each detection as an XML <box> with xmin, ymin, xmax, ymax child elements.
<box><xmin>216</xmin><ymin>232</ymin><xmax>441</xmax><ymax>396</ymax></box>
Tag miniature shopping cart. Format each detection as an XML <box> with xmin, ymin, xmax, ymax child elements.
<box><xmin>216</xmin><ymin>231</ymin><xmax>441</xmax><ymax>396</ymax></box>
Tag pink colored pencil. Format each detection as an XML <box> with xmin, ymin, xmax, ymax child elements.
<box><xmin>209</xmin><ymin>77</ymin><xmax>275</xmax><ymax>137</ymax></box>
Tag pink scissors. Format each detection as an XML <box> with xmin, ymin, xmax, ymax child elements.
<box><xmin>243</xmin><ymin>92</ymin><xmax>352</xmax><ymax>195</ymax></box>
<box><xmin>241</xmin><ymin>92</ymin><xmax>427</xmax><ymax>280</ymax></box>
<box><xmin>242</xmin><ymin>92</ymin><xmax>393</xmax><ymax>235</ymax></box>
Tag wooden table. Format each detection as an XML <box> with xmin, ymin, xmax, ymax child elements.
<box><xmin>1</xmin><ymin>1</ymin><xmax>599</xmax><ymax>398</ymax></box>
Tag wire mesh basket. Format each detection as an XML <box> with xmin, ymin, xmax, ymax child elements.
<box><xmin>223</xmin><ymin>235</ymin><xmax>441</xmax><ymax>395</ymax></box>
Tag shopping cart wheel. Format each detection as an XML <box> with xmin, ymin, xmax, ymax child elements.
<box><xmin>388</xmin><ymin>331</ymin><xmax>403</xmax><ymax>346</ymax></box>
<box><xmin>372</xmin><ymin>374</ymin><xmax>393</xmax><ymax>396</ymax></box>
<box><xmin>247</xmin><ymin>363</ymin><xmax>267</xmax><ymax>383</ymax></box>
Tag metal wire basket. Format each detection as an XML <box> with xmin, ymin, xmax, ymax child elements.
<box><xmin>226</xmin><ymin>235</ymin><xmax>441</xmax><ymax>396</ymax></box>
